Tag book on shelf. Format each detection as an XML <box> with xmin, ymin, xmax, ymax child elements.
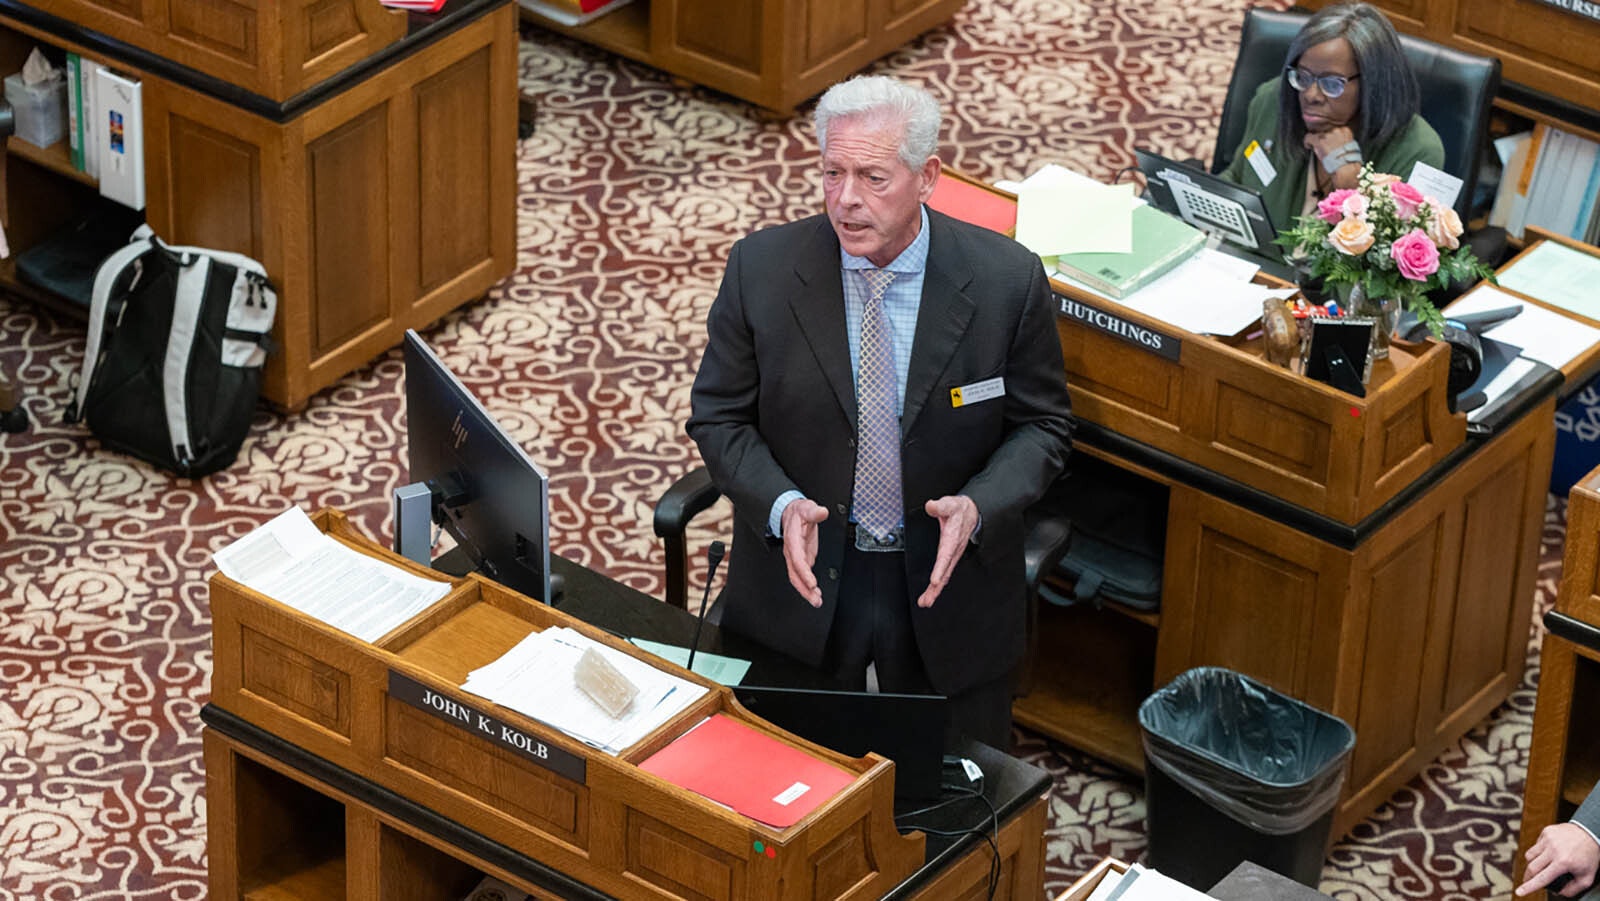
<box><xmin>1053</xmin><ymin>205</ymin><xmax>1204</xmax><ymax>298</ymax></box>
<box><xmin>65</xmin><ymin>53</ymin><xmax>84</xmax><ymax>172</ymax></box>
<box><xmin>1493</xmin><ymin>124</ymin><xmax>1600</xmax><ymax>242</ymax></box>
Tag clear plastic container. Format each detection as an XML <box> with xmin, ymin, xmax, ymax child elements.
<box><xmin>4</xmin><ymin>71</ymin><xmax>68</xmax><ymax>148</ymax></box>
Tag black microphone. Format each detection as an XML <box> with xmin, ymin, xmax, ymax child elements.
<box><xmin>686</xmin><ymin>541</ymin><xmax>726</xmax><ymax>675</ymax></box>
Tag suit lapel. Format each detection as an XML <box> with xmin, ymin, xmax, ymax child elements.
<box><xmin>902</xmin><ymin>212</ymin><xmax>975</xmax><ymax>437</ymax></box>
<box><xmin>786</xmin><ymin>218</ymin><xmax>857</xmax><ymax>429</ymax></box>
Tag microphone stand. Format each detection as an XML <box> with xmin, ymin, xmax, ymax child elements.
<box><xmin>686</xmin><ymin>540</ymin><xmax>725</xmax><ymax>675</ymax></box>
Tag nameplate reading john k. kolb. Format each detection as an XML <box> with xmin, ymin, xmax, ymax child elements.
<box><xmin>1056</xmin><ymin>293</ymin><xmax>1182</xmax><ymax>361</ymax></box>
<box><xmin>389</xmin><ymin>670</ymin><xmax>587</xmax><ymax>783</ymax></box>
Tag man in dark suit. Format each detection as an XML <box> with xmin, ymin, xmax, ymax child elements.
<box><xmin>1519</xmin><ymin>786</ymin><xmax>1600</xmax><ymax>898</ymax></box>
<box><xmin>687</xmin><ymin>75</ymin><xmax>1073</xmax><ymax>748</ymax></box>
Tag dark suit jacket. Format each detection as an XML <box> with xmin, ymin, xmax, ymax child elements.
<box><xmin>687</xmin><ymin>208</ymin><xmax>1074</xmax><ymax>696</ymax></box>
<box><xmin>1579</xmin><ymin>784</ymin><xmax>1600</xmax><ymax>842</ymax></box>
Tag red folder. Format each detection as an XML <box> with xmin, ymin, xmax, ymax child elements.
<box><xmin>639</xmin><ymin>714</ymin><xmax>856</xmax><ymax>828</ymax></box>
<box><xmin>928</xmin><ymin>175</ymin><xmax>1018</xmax><ymax>236</ymax></box>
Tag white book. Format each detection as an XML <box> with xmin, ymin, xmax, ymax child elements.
<box><xmin>82</xmin><ymin>60</ymin><xmax>100</xmax><ymax>179</ymax></box>
<box><xmin>94</xmin><ymin>67</ymin><xmax>144</xmax><ymax>210</ymax></box>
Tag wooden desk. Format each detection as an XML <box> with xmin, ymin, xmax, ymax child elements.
<box><xmin>204</xmin><ymin>510</ymin><xmax>1050</xmax><ymax>900</ymax></box>
<box><xmin>1018</xmin><ymin>256</ymin><xmax>1563</xmax><ymax>841</ymax></box>
<box><xmin>1516</xmin><ymin>463</ymin><xmax>1600</xmax><ymax>884</ymax></box>
<box><xmin>0</xmin><ymin>0</ymin><xmax>517</xmax><ymax>410</ymax></box>
<box><xmin>520</xmin><ymin>0</ymin><xmax>965</xmax><ymax>112</ymax></box>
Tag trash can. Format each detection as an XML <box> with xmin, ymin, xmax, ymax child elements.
<box><xmin>1138</xmin><ymin>667</ymin><xmax>1355</xmax><ymax>890</ymax></box>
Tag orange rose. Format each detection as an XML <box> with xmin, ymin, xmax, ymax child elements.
<box><xmin>1424</xmin><ymin>205</ymin><xmax>1463</xmax><ymax>250</ymax></box>
<box><xmin>1329</xmin><ymin>217</ymin><xmax>1375</xmax><ymax>255</ymax></box>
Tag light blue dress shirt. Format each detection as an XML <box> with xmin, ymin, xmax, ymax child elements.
<box><xmin>767</xmin><ymin>208</ymin><xmax>931</xmax><ymax>536</ymax></box>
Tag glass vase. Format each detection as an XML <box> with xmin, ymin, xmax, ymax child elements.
<box><xmin>1346</xmin><ymin>283</ymin><xmax>1400</xmax><ymax>360</ymax></box>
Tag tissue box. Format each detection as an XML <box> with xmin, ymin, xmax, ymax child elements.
<box><xmin>4</xmin><ymin>71</ymin><xmax>68</xmax><ymax>148</ymax></box>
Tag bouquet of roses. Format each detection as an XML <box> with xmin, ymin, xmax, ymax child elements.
<box><xmin>1277</xmin><ymin>164</ymin><xmax>1495</xmax><ymax>337</ymax></box>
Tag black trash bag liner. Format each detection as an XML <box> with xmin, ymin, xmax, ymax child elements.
<box><xmin>1138</xmin><ymin>666</ymin><xmax>1355</xmax><ymax>835</ymax></box>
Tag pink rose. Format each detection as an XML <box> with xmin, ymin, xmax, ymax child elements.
<box><xmin>1391</xmin><ymin>228</ymin><xmax>1440</xmax><ymax>280</ymax></box>
<box><xmin>1318</xmin><ymin>189</ymin><xmax>1358</xmax><ymax>224</ymax></box>
<box><xmin>1424</xmin><ymin>204</ymin><xmax>1463</xmax><ymax>250</ymax></box>
<box><xmin>1328</xmin><ymin>217</ymin><xmax>1375</xmax><ymax>255</ymax></box>
<box><xmin>1390</xmin><ymin>181</ymin><xmax>1426</xmax><ymax>220</ymax></box>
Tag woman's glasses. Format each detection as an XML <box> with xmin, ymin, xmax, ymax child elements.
<box><xmin>1285</xmin><ymin>66</ymin><xmax>1360</xmax><ymax>98</ymax></box>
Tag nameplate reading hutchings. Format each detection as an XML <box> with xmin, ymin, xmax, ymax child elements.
<box><xmin>1055</xmin><ymin>294</ymin><xmax>1182</xmax><ymax>361</ymax></box>
<box><xmin>388</xmin><ymin>670</ymin><xmax>586</xmax><ymax>784</ymax></box>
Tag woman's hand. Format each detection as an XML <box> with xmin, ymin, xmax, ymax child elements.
<box><xmin>1304</xmin><ymin>126</ymin><xmax>1361</xmax><ymax>190</ymax></box>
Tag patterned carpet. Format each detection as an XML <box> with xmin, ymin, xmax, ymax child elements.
<box><xmin>0</xmin><ymin>0</ymin><xmax>1567</xmax><ymax>897</ymax></box>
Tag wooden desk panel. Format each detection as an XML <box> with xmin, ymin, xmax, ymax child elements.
<box><xmin>1029</xmin><ymin>262</ymin><xmax>1559</xmax><ymax>841</ymax></box>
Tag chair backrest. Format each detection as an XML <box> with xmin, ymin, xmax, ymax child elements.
<box><xmin>1210</xmin><ymin>7</ymin><xmax>1501</xmax><ymax>221</ymax></box>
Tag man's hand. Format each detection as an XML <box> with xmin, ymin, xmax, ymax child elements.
<box><xmin>918</xmin><ymin>495</ymin><xmax>980</xmax><ymax>608</ymax></box>
<box><xmin>1303</xmin><ymin>126</ymin><xmax>1360</xmax><ymax>190</ymax></box>
<box><xmin>1517</xmin><ymin>822</ymin><xmax>1600</xmax><ymax>897</ymax></box>
<box><xmin>781</xmin><ymin>498</ymin><xmax>829</xmax><ymax>607</ymax></box>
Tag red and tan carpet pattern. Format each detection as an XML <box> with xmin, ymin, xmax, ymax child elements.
<box><xmin>0</xmin><ymin>0</ymin><xmax>1567</xmax><ymax>897</ymax></box>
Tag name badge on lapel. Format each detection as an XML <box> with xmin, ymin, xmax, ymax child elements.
<box><xmin>951</xmin><ymin>377</ymin><xmax>1005</xmax><ymax>408</ymax></box>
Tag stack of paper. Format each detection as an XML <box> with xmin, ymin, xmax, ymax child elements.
<box><xmin>212</xmin><ymin>507</ymin><xmax>450</xmax><ymax>642</ymax></box>
<box><xmin>463</xmin><ymin>626</ymin><xmax>706</xmax><ymax>754</ymax></box>
<box><xmin>1084</xmin><ymin>863</ymin><xmax>1210</xmax><ymax>901</ymax></box>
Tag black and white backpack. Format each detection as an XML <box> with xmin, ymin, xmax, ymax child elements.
<box><xmin>65</xmin><ymin>226</ymin><xmax>277</xmax><ymax>477</ymax></box>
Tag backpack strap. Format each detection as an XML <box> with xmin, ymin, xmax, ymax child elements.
<box><xmin>163</xmin><ymin>248</ymin><xmax>213</xmax><ymax>468</ymax></box>
<box><xmin>67</xmin><ymin>230</ymin><xmax>157</xmax><ymax>423</ymax></box>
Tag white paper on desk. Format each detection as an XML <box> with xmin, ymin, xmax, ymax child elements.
<box><xmin>630</xmin><ymin>638</ymin><xmax>752</xmax><ymax>685</ymax></box>
<box><xmin>1495</xmin><ymin>241</ymin><xmax>1600</xmax><ymax>321</ymax></box>
<box><xmin>1445</xmin><ymin>285</ymin><xmax>1600</xmax><ymax>370</ymax></box>
<box><xmin>464</xmin><ymin>626</ymin><xmax>707</xmax><ymax>754</ymax></box>
<box><xmin>212</xmin><ymin>506</ymin><xmax>451</xmax><ymax>642</ymax></box>
<box><xmin>1111</xmin><ymin>248</ymin><xmax>1291</xmax><ymax>336</ymax></box>
<box><xmin>1407</xmin><ymin>160</ymin><xmax>1462</xmax><ymax>215</ymax></box>
<box><xmin>1015</xmin><ymin>176</ymin><xmax>1134</xmax><ymax>256</ymax></box>
<box><xmin>1107</xmin><ymin>864</ymin><xmax>1210</xmax><ymax>900</ymax></box>
<box><xmin>1467</xmin><ymin>357</ymin><xmax>1539</xmax><ymax>424</ymax></box>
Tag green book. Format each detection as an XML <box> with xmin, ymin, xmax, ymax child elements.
<box><xmin>66</xmin><ymin>53</ymin><xmax>84</xmax><ymax>172</ymax></box>
<box><xmin>1053</xmin><ymin>205</ymin><xmax>1205</xmax><ymax>298</ymax></box>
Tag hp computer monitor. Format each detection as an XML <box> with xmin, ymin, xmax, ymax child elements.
<box><xmin>399</xmin><ymin>329</ymin><xmax>553</xmax><ymax>604</ymax></box>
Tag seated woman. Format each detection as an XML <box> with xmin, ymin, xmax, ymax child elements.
<box><xmin>1219</xmin><ymin>2</ymin><xmax>1445</xmax><ymax>229</ymax></box>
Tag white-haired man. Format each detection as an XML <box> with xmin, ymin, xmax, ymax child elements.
<box><xmin>688</xmin><ymin>75</ymin><xmax>1073</xmax><ymax>748</ymax></box>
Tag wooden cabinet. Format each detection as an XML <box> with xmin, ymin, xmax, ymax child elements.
<box><xmin>1016</xmin><ymin>266</ymin><xmax>1560</xmax><ymax>841</ymax></box>
<box><xmin>1517</xmin><ymin>464</ymin><xmax>1600</xmax><ymax>885</ymax></box>
<box><xmin>522</xmin><ymin>0</ymin><xmax>966</xmax><ymax>112</ymax></box>
<box><xmin>0</xmin><ymin>0</ymin><xmax>517</xmax><ymax>410</ymax></box>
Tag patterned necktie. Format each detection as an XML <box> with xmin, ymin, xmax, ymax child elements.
<box><xmin>853</xmin><ymin>269</ymin><xmax>902</xmax><ymax>541</ymax></box>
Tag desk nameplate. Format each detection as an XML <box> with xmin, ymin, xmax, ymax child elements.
<box><xmin>388</xmin><ymin>669</ymin><xmax>587</xmax><ymax>784</ymax></box>
<box><xmin>1055</xmin><ymin>293</ymin><xmax>1182</xmax><ymax>361</ymax></box>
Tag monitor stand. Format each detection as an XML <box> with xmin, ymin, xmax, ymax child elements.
<box><xmin>392</xmin><ymin>483</ymin><xmax>563</xmax><ymax>605</ymax></box>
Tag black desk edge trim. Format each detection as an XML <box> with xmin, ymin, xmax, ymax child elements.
<box><xmin>1546</xmin><ymin>610</ymin><xmax>1600</xmax><ymax>654</ymax></box>
<box><xmin>1499</xmin><ymin>81</ymin><xmax>1600</xmax><ymax>141</ymax></box>
<box><xmin>1074</xmin><ymin>371</ymin><xmax>1560</xmax><ymax>550</ymax></box>
<box><xmin>200</xmin><ymin>703</ymin><xmax>612</xmax><ymax>901</ymax></box>
<box><xmin>0</xmin><ymin>0</ymin><xmax>507</xmax><ymax>122</ymax></box>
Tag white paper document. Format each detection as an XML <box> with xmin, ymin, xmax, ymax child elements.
<box><xmin>463</xmin><ymin>626</ymin><xmax>707</xmax><ymax>754</ymax></box>
<box><xmin>1444</xmin><ymin>285</ymin><xmax>1600</xmax><ymax>371</ymax></box>
<box><xmin>1087</xmin><ymin>863</ymin><xmax>1210</xmax><ymax>901</ymax></box>
<box><xmin>1056</xmin><ymin>246</ymin><xmax>1290</xmax><ymax>336</ymax></box>
<box><xmin>1010</xmin><ymin>163</ymin><xmax>1136</xmax><ymax>256</ymax></box>
<box><xmin>212</xmin><ymin>507</ymin><xmax>451</xmax><ymax>642</ymax></box>
<box><xmin>1494</xmin><ymin>241</ymin><xmax>1600</xmax><ymax>321</ymax></box>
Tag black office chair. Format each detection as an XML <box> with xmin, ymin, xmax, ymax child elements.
<box><xmin>1211</xmin><ymin>8</ymin><xmax>1502</xmax><ymax>234</ymax></box>
<box><xmin>651</xmin><ymin>465</ymin><xmax>1072</xmax><ymax>695</ymax></box>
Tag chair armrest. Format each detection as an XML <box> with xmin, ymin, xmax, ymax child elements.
<box><xmin>1017</xmin><ymin>512</ymin><xmax>1072</xmax><ymax>697</ymax></box>
<box><xmin>653</xmin><ymin>466</ymin><xmax>722</xmax><ymax>609</ymax></box>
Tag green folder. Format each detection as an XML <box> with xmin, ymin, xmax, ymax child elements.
<box><xmin>1054</xmin><ymin>205</ymin><xmax>1205</xmax><ymax>298</ymax></box>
